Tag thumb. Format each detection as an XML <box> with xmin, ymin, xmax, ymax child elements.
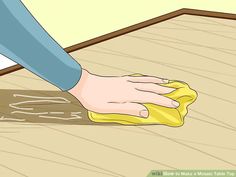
<box><xmin>106</xmin><ymin>102</ymin><xmax>149</xmax><ymax>118</ymax></box>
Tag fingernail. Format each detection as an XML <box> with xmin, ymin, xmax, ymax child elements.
<box><xmin>139</xmin><ymin>110</ymin><xmax>149</xmax><ymax>118</ymax></box>
<box><xmin>172</xmin><ymin>101</ymin><xmax>179</xmax><ymax>107</ymax></box>
<box><xmin>162</xmin><ymin>79</ymin><xmax>169</xmax><ymax>83</ymax></box>
<box><xmin>169</xmin><ymin>88</ymin><xmax>176</xmax><ymax>93</ymax></box>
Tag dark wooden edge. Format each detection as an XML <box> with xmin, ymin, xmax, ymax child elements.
<box><xmin>1</xmin><ymin>8</ymin><xmax>236</xmax><ymax>76</ymax></box>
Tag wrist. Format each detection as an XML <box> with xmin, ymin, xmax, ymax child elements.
<box><xmin>68</xmin><ymin>69</ymin><xmax>90</xmax><ymax>99</ymax></box>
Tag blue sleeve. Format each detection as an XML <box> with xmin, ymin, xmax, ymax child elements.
<box><xmin>0</xmin><ymin>1</ymin><xmax>82</xmax><ymax>91</ymax></box>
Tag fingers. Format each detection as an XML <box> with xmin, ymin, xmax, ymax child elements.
<box><xmin>134</xmin><ymin>83</ymin><xmax>175</xmax><ymax>94</ymax></box>
<box><xmin>130</xmin><ymin>91</ymin><xmax>179</xmax><ymax>108</ymax></box>
<box><xmin>126</xmin><ymin>75</ymin><xmax>168</xmax><ymax>84</ymax></box>
<box><xmin>105</xmin><ymin>102</ymin><xmax>149</xmax><ymax>118</ymax></box>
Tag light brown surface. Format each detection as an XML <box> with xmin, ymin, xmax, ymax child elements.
<box><xmin>0</xmin><ymin>14</ymin><xmax>236</xmax><ymax>177</ymax></box>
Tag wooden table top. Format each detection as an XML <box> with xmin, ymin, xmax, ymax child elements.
<box><xmin>0</xmin><ymin>10</ymin><xmax>235</xmax><ymax>177</ymax></box>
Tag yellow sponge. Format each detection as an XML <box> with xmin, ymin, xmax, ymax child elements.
<box><xmin>88</xmin><ymin>75</ymin><xmax>197</xmax><ymax>127</ymax></box>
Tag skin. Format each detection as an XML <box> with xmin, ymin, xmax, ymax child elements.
<box><xmin>68</xmin><ymin>69</ymin><xmax>179</xmax><ymax>118</ymax></box>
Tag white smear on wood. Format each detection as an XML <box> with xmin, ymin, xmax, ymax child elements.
<box><xmin>11</xmin><ymin>111</ymin><xmax>49</xmax><ymax>115</ymax></box>
<box><xmin>9</xmin><ymin>94</ymin><xmax>71</xmax><ymax>111</ymax></box>
<box><xmin>0</xmin><ymin>116</ymin><xmax>25</xmax><ymax>122</ymax></box>
<box><xmin>13</xmin><ymin>94</ymin><xmax>70</xmax><ymax>103</ymax></box>
<box><xmin>39</xmin><ymin>115</ymin><xmax>81</xmax><ymax>120</ymax></box>
<box><xmin>49</xmin><ymin>112</ymin><xmax>64</xmax><ymax>114</ymax></box>
<box><xmin>9</xmin><ymin>94</ymin><xmax>82</xmax><ymax>121</ymax></box>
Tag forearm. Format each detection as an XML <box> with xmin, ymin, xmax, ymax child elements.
<box><xmin>0</xmin><ymin>1</ymin><xmax>82</xmax><ymax>91</ymax></box>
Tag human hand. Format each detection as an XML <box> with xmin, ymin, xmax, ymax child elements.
<box><xmin>68</xmin><ymin>69</ymin><xmax>179</xmax><ymax>118</ymax></box>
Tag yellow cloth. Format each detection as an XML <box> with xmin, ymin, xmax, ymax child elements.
<box><xmin>88</xmin><ymin>75</ymin><xmax>197</xmax><ymax>127</ymax></box>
